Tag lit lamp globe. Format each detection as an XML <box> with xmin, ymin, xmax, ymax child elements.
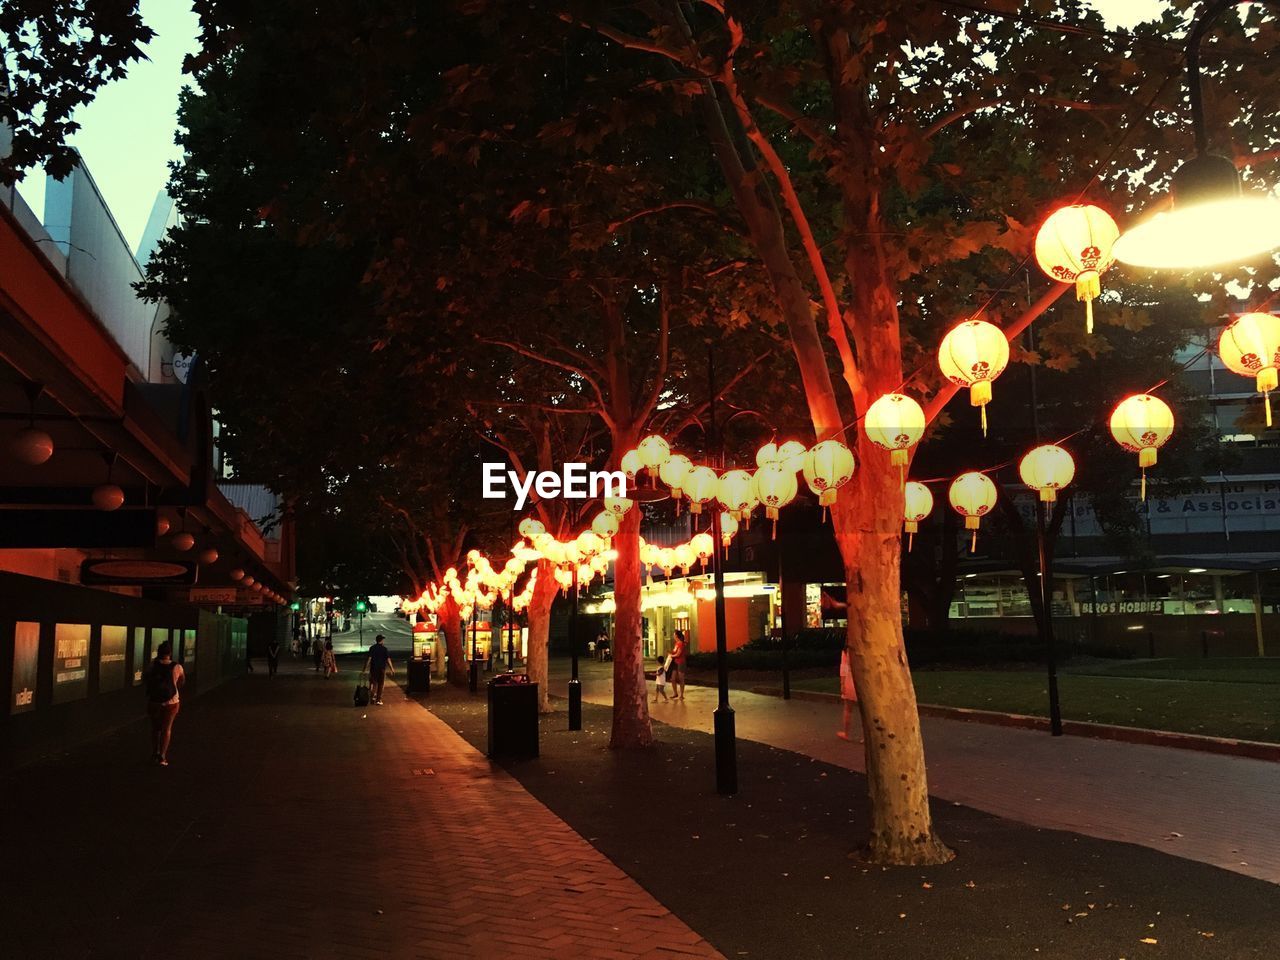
<box><xmin>938</xmin><ymin>319</ymin><xmax>1009</xmax><ymax>435</ymax></box>
<box><xmin>12</xmin><ymin>426</ymin><xmax>54</xmax><ymax>466</ymax></box>
<box><xmin>156</xmin><ymin>516</ymin><xmax>171</xmax><ymax>536</ymax></box>
<box><xmin>1034</xmin><ymin>204</ymin><xmax>1120</xmax><ymax>334</ymax></box>
<box><xmin>229</xmin><ymin>568</ymin><xmax>245</xmax><ymax>582</ymax></box>
<box><xmin>1218</xmin><ymin>312</ymin><xmax>1280</xmax><ymax>427</ymax></box>
<box><xmin>1113</xmin><ymin>154</ymin><xmax>1280</xmax><ymax>269</ymax></box>
<box><xmin>948</xmin><ymin>471</ymin><xmax>998</xmax><ymax>552</ymax></box>
<box><xmin>903</xmin><ymin>481</ymin><xmax>934</xmax><ymax>550</ymax></box>
<box><xmin>657</xmin><ymin>547</ymin><xmax>677</xmax><ymax>577</ymax></box>
<box><xmin>1018</xmin><ymin>444</ymin><xmax>1076</xmax><ymax>502</ymax></box>
<box><xmin>636</xmin><ymin>435</ymin><xmax>671</xmax><ymax>481</ymax></box>
<box><xmin>242</xmin><ymin>575</ymin><xmax>256</xmax><ymax>587</ymax></box>
<box><xmin>690</xmin><ymin>532</ymin><xmax>714</xmax><ymax>568</ymax></box>
<box><xmin>752</xmin><ymin>463</ymin><xmax>798</xmax><ymax>537</ymax></box>
<box><xmin>673</xmin><ymin>543</ymin><xmax>696</xmax><ymax>575</ymax></box>
<box><xmin>658</xmin><ymin>453</ymin><xmax>692</xmax><ymax>502</ymax></box>
<box><xmin>683</xmin><ymin>465</ymin><xmax>720</xmax><ymax>515</ymax></box>
<box><xmin>863</xmin><ymin>393</ymin><xmax>926</xmax><ymax>481</ymax></box>
<box><xmin>518</xmin><ymin>517</ymin><xmax>546</xmax><ymax>539</ymax></box>
<box><xmin>171</xmin><ymin>532</ymin><xmax>196</xmax><ymax>552</ymax></box>
<box><xmin>198</xmin><ymin>547</ymin><xmax>220</xmax><ymax>565</ymax></box>
<box><xmin>92</xmin><ymin>483</ymin><xmax>125</xmax><ymax>512</ymax></box>
<box><xmin>1109</xmin><ymin>393</ymin><xmax>1174</xmax><ymax>500</ymax></box>
<box><xmin>620</xmin><ymin>448</ymin><xmax>644</xmax><ymax>481</ymax></box>
<box><xmin>716</xmin><ymin>469</ymin><xmax>756</xmax><ymax>521</ymax></box>
<box><xmin>802</xmin><ymin>440</ymin><xmax>856</xmax><ymax>511</ymax></box>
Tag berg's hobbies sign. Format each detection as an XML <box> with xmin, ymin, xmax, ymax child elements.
<box><xmin>1079</xmin><ymin>600</ymin><xmax>1164</xmax><ymax>615</ymax></box>
<box><xmin>482</xmin><ymin>463</ymin><xmax>625</xmax><ymax>510</ymax></box>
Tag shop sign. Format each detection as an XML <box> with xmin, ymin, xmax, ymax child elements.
<box><xmin>1080</xmin><ymin>600</ymin><xmax>1163</xmax><ymax>614</ymax></box>
<box><xmin>190</xmin><ymin>587</ymin><xmax>237</xmax><ymax>604</ymax></box>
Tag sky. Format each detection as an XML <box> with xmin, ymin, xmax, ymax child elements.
<box><xmin>15</xmin><ymin>1</ymin><xmax>1163</xmax><ymax>256</ymax></box>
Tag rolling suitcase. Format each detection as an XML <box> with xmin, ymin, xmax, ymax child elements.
<box><xmin>354</xmin><ymin>681</ymin><xmax>370</xmax><ymax>706</ymax></box>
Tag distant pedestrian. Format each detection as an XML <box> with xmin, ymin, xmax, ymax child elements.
<box><xmin>266</xmin><ymin>639</ymin><xmax>280</xmax><ymax>678</ymax></box>
<box><xmin>322</xmin><ymin>639</ymin><xmax>337</xmax><ymax>678</ymax></box>
<box><xmin>652</xmin><ymin>656</ymin><xmax>670</xmax><ymax>703</ymax></box>
<box><xmin>145</xmin><ymin>640</ymin><xmax>185</xmax><ymax>766</ymax></box>
<box><xmin>596</xmin><ymin>629</ymin><xmax>609</xmax><ymax>661</ymax></box>
<box><xmin>362</xmin><ymin>634</ymin><xmax>394</xmax><ymax>705</ymax></box>
<box><xmin>670</xmin><ymin>630</ymin><xmax>687</xmax><ymax>700</ymax></box>
<box><xmin>312</xmin><ymin>636</ymin><xmax>323</xmax><ymax>671</ymax></box>
<box><xmin>837</xmin><ymin>648</ymin><xmax>860</xmax><ymax>742</ymax></box>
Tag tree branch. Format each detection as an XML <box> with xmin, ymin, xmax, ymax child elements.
<box><xmin>608</xmin><ymin>200</ymin><xmax>747</xmax><ymax>237</ymax></box>
<box><xmin>480</xmin><ymin>337</ymin><xmax>612</xmax><ymax>419</ymax></box>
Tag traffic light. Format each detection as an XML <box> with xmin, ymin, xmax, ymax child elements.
<box><xmin>290</xmin><ymin>602</ymin><xmax>300</xmax><ymax>611</ymax></box>
<box><xmin>355</xmin><ymin>599</ymin><xmax>368</xmax><ymax>613</ymax></box>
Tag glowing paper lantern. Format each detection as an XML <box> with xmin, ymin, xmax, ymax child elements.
<box><xmin>518</xmin><ymin>517</ymin><xmax>545</xmax><ymax>539</ymax></box>
<box><xmin>620</xmin><ymin>448</ymin><xmax>644</xmax><ymax>480</ymax></box>
<box><xmin>659</xmin><ymin>453</ymin><xmax>692</xmax><ymax>499</ymax></box>
<box><xmin>603</xmin><ymin>496</ymin><xmax>634</xmax><ymax>517</ymax></box>
<box><xmin>938</xmin><ymin>319</ymin><xmax>1009</xmax><ymax>435</ymax></box>
<box><xmin>755</xmin><ymin>442</ymin><xmax>779</xmax><ymax>468</ymax></box>
<box><xmin>575</xmin><ymin>531</ymin><xmax>604</xmax><ymax>557</ymax></box>
<box><xmin>172</xmin><ymin>532</ymin><xmax>195</xmax><ymax>552</ymax></box>
<box><xmin>11</xmin><ymin>426</ymin><xmax>54</xmax><ymax>466</ymax></box>
<box><xmin>683</xmin><ymin>465</ymin><xmax>720</xmax><ymax>515</ymax></box>
<box><xmin>1034</xmin><ymin>204</ymin><xmax>1120</xmax><ymax>334</ymax></box>
<box><xmin>673</xmin><ymin>543</ymin><xmax>696</xmax><ymax>574</ymax></box>
<box><xmin>903</xmin><ymin>481</ymin><xmax>934</xmax><ymax>550</ymax></box>
<box><xmin>776</xmin><ymin>440</ymin><xmax>807</xmax><ymax>473</ymax></box>
<box><xmin>92</xmin><ymin>483</ymin><xmax>125</xmax><ymax>512</ymax></box>
<box><xmin>718</xmin><ymin>512</ymin><xmax>739</xmax><ymax>552</ymax></box>
<box><xmin>802</xmin><ymin>440</ymin><xmax>856</xmax><ymax>509</ymax></box>
<box><xmin>636</xmin><ymin>435</ymin><xmax>671</xmax><ymax>480</ymax></box>
<box><xmin>716</xmin><ymin>469</ymin><xmax>756</xmax><ymax>519</ymax></box>
<box><xmin>229</xmin><ymin>568</ymin><xmax>245</xmax><ymax>582</ymax></box>
<box><xmin>1218</xmin><ymin>312</ymin><xmax>1280</xmax><ymax>427</ymax></box>
<box><xmin>690</xmin><ymin>532</ymin><xmax>714</xmax><ymax>567</ymax></box>
<box><xmin>948</xmin><ymin>471</ymin><xmax>998</xmax><ymax>552</ymax></box>
<box><xmin>863</xmin><ymin>393</ymin><xmax>926</xmax><ymax>479</ymax></box>
<box><xmin>591</xmin><ymin>511</ymin><xmax>619</xmax><ymax>546</ymax></box>
<box><xmin>1019</xmin><ymin>444</ymin><xmax>1076</xmax><ymax>502</ymax></box>
<box><xmin>1109</xmin><ymin>393</ymin><xmax>1174</xmax><ymax>500</ymax></box>
<box><xmin>197</xmin><ymin>547</ymin><xmax>220</xmax><ymax>565</ymax></box>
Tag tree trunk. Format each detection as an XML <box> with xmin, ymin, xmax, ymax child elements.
<box><xmin>439</xmin><ymin>596</ymin><xmax>467</xmax><ymax>687</ymax></box>
<box><xmin>525</xmin><ymin>558</ymin><xmax>558</xmax><ymax>713</ymax></box>
<box><xmin>834</xmin><ymin>487</ymin><xmax>954</xmax><ymax>866</ymax></box>
<box><xmin>609</xmin><ymin>503</ymin><xmax>653</xmax><ymax>748</ymax></box>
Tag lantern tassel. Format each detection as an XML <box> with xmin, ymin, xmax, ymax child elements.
<box><xmin>970</xmin><ymin>530</ymin><xmax>977</xmax><ymax>553</ymax></box>
<box><xmin>908</xmin><ymin>531</ymin><xmax>915</xmax><ymax>551</ymax></box>
<box><xmin>1085</xmin><ymin>297</ymin><xmax>1094</xmax><ymax>335</ymax></box>
<box><xmin>1266</xmin><ymin>391</ymin><xmax>1273</xmax><ymax>428</ymax></box>
<box><xmin>1076</xmin><ymin>272</ymin><xmax>1100</xmax><ymax>335</ymax></box>
<box><xmin>771</xmin><ymin>519</ymin><xmax>778</xmax><ymax>541</ymax></box>
<box><xmin>980</xmin><ymin>404</ymin><xmax>988</xmax><ymax>437</ymax></box>
<box><xmin>1140</xmin><ymin>468</ymin><xmax>1146</xmax><ymax>502</ymax></box>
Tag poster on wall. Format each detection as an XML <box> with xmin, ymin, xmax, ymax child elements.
<box><xmin>182</xmin><ymin>628</ymin><xmax>196</xmax><ymax>665</ymax></box>
<box><xmin>11</xmin><ymin>621</ymin><xmax>39</xmax><ymax>715</ymax></box>
<box><xmin>52</xmin><ymin>623</ymin><xmax>90</xmax><ymax>704</ymax></box>
<box><xmin>99</xmin><ymin>625</ymin><xmax>127</xmax><ymax>692</ymax></box>
<box><xmin>132</xmin><ymin>626</ymin><xmax>148</xmax><ymax>685</ymax></box>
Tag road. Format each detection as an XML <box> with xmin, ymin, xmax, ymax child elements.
<box><xmin>327</xmin><ymin>611</ymin><xmax>414</xmax><ymax>654</ymax></box>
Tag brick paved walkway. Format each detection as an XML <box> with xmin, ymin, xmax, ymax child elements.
<box><xmin>0</xmin><ymin>662</ymin><xmax>721</xmax><ymax>960</ymax></box>
<box><xmin>557</xmin><ymin>660</ymin><xmax>1280</xmax><ymax>885</ymax></box>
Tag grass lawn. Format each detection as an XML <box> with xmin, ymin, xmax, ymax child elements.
<box><xmin>790</xmin><ymin>659</ymin><xmax>1280</xmax><ymax>743</ymax></box>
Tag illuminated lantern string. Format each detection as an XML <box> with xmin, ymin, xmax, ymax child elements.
<box><xmin>1018</xmin><ymin>444</ymin><xmax>1076</xmax><ymax>502</ymax></box>
<box><xmin>938</xmin><ymin>319</ymin><xmax>1009</xmax><ymax>436</ymax></box>
<box><xmin>863</xmin><ymin>393</ymin><xmax>926</xmax><ymax>484</ymax></box>
<box><xmin>718</xmin><ymin>512</ymin><xmax>739</xmax><ymax>555</ymax></box>
<box><xmin>802</xmin><ymin>440</ymin><xmax>856</xmax><ymax>517</ymax></box>
<box><xmin>717</xmin><ymin>469</ymin><xmax>756</xmax><ymax>521</ymax></box>
<box><xmin>1034</xmin><ymin>204</ymin><xmax>1120</xmax><ymax>334</ymax></box>
<box><xmin>636</xmin><ymin>435</ymin><xmax>671</xmax><ymax>484</ymax></box>
<box><xmin>903</xmin><ymin>481</ymin><xmax>934</xmax><ymax>551</ymax></box>
<box><xmin>683</xmin><ymin>465</ymin><xmax>720</xmax><ymax>515</ymax></box>
<box><xmin>1109</xmin><ymin>393</ymin><xmax>1174</xmax><ymax>501</ymax></box>
<box><xmin>603</xmin><ymin>496</ymin><xmax>634</xmax><ymax>517</ymax></box>
<box><xmin>752</xmin><ymin>463</ymin><xmax>798</xmax><ymax>538</ymax></box>
<box><xmin>518</xmin><ymin>517</ymin><xmax>545</xmax><ymax>539</ymax></box>
<box><xmin>591</xmin><ymin>511</ymin><xmax>619</xmax><ymax>547</ymax></box>
<box><xmin>1218</xmin><ymin>312</ymin><xmax>1280</xmax><ymax>427</ymax></box>
<box><xmin>659</xmin><ymin>453</ymin><xmax>693</xmax><ymax>511</ymax></box>
<box><xmin>620</xmin><ymin>448</ymin><xmax>644</xmax><ymax>481</ymax></box>
<box><xmin>948</xmin><ymin>471</ymin><xmax>998</xmax><ymax>553</ymax></box>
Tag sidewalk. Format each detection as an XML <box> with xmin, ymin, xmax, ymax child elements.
<box><xmin>0</xmin><ymin>661</ymin><xmax>720</xmax><ymax>960</ymax></box>
<box><xmin>555</xmin><ymin>659</ymin><xmax>1280</xmax><ymax>884</ymax></box>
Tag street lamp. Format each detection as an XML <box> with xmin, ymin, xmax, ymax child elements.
<box><xmin>568</xmin><ymin>564</ymin><xmax>582</xmax><ymax>731</ymax></box>
<box><xmin>1019</xmin><ymin>444</ymin><xmax>1077</xmax><ymax>737</ymax></box>
<box><xmin>355</xmin><ymin>599</ymin><xmax>368</xmax><ymax>648</ymax></box>
<box><xmin>706</xmin><ymin>346</ymin><xmax>737</xmax><ymax>796</ymax></box>
<box><xmin>469</xmin><ymin>603</ymin><xmax>479</xmax><ymax>694</ymax></box>
<box><xmin>1113</xmin><ymin>0</ymin><xmax>1280</xmax><ymax>269</ymax></box>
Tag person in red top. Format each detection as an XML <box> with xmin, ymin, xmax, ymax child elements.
<box><xmin>670</xmin><ymin>630</ymin><xmax>688</xmax><ymax>701</ymax></box>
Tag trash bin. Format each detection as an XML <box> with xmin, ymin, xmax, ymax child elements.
<box><xmin>406</xmin><ymin>657</ymin><xmax>431</xmax><ymax>694</ymax></box>
<box><xmin>487</xmin><ymin>673</ymin><xmax>538</xmax><ymax>760</ymax></box>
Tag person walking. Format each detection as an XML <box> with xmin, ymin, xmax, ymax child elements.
<box><xmin>266</xmin><ymin>638</ymin><xmax>280</xmax><ymax>678</ymax></box>
<box><xmin>145</xmin><ymin>640</ymin><xmax>185</xmax><ymax>766</ymax></box>
<box><xmin>322</xmin><ymin>638</ymin><xmax>338</xmax><ymax>678</ymax></box>
<box><xmin>670</xmin><ymin>630</ymin><xmax>687</xmax><ymax>700</ymax></box>
<box><xmin>312</xmin><ymin>636</ymin><xmax>324</xmax><ymax>672</ymax></box>
<box><xmin>652</xmin><ymin>656</ymin><xmax>670</xmax><ymax>703</ymax></box>
<box><xmin>837</xmin><ymin>648</ymin><xmax>860</xmax><ymax>741</ymax></box>
<box><xmin>362</xmin><ymin>634</ymin><xmax>395</xmax><ymax>705</ymax></box>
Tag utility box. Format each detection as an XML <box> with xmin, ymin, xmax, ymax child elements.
<box><xmin>487</xmin><ymin>674</ymin><xmax>538</xmax><ymax>760</ymax></box>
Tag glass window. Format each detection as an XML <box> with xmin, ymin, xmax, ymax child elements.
<box><xmin>131</xmin><ymin>627</ymin><xmax>148</xmax><ymax>685</ymax></box>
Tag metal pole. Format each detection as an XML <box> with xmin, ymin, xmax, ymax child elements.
<box><xmin>778</xmin><ymin>535</ymin><xmax>790</xmax><ymax>700</ymax></box>
<box><xmin>1253</xmin><ymin>571</ymin><xmax>1266</xmax><ymax>657</ymax></box>
<box><xmin>708</xmin><ymin>344</ymin><xmax>737</xmax><ymax>795</ymax></box>
<box><xmin>359</xmin><ymin>610</ymin><xmax>364</xmax><ymax>649</ymax></box>
<box><xmin>1037</xmin><ymin>499</ymin><xmax>1063</xmax><ymax>736</ymax></box>
<box><xmin>568</xmin><ymin>566</ymin><xmax>582</xmax><ymax>730</ymax></box>
<box><xmin>507</xmin><ymin>589</ymin><xmax>516</xmax><ymax>669</ymax></box>
<box><xmin>468</xmin><ymin>604</ymin><xmax>479</xmax><ymax>694</ymax></box>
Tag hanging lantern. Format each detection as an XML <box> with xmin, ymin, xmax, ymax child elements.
<box><xmin>242</xmin><ymin>575</ymin><xmax>256</xmax><ymax>587</ymax></box>
<box><xmin>1218</xmin><ymin>312</ymin><xmax>1280</xmax><ymax>427</ymax></box>
<box><xmin>575</xmin><ymin>531</ymin><xmax>604</xmax><ymax>558</ymax></box>
<box><xmin>554</xmin><ymin>568</ymin><xmax>574</xmax><ymax>594</ymax></box>
<box><xmin>92</xmin><ymin>483</ymin><xmax>125</xmax><ymax>512</ymax></box>
<box><xmin>156</xmin><ymin>516</ymin><xmax>171</xmax><ymax>537</ymax></box>
<box><xmin>903</xmin><ymin>481</ymin><xmax>934</xmax><ymax>550</ymax></box>
<box><xmin>1109</xmin><ymin>393</ymin><xmax>1174</xmax><ymax>500</ymax></box>
<box><xmin>636</xmin><ymin>435</ymin><xmax>671</xmax><ymax>481</ymax></box>
<box><xmin>716</xmin><ymin>469</ymin><xmax>756</xmax><ymax>520</ymax></box>
<box><xmin>198</xmin><ymin>547</ymin><xmax>220</xmax><ymax>565</ymax></box>
<box><xmin>948</xmin><ymin>472</ymin><xmax>998</xmax><ymax>552</ymax></box>
<box><xmin>683</xmin><ymin>465</ymin><xmax>719</xmax><ymax>515</ymax></box>
<box><xmin>603</xmin><ymin>496</ymin><xmax>634</xmax><ymax>517</ymax></box>
<box><xmin>690</xmin><ymin>532</ymin><xmax>714</xmax><ymax>568</ymax></box>
<box><xmin>752</xmin><ymin>464</ymin><xmax>798</xmax><ymax>538</ymax></box>
<box><xmin>673</xmin><ymin>543</ymin><xmax>696</xmax><ymax>574</ymax></box>
<box><xmin>620</xmin><ymin>448</ymin><xmax>644</xmax><ymax>481</ymax></box>
<box><xmin>659</xmin><ymin>453</ymin><xmax>692</xmax><ymax>497</ymax></box>
<box><xmin>802</xmin><ymin>440</ymin><xmax>856</xmax><ymax>512</ymax></box>
<box><xmin>229</xmin><ymin>568</ymin><xmax>245</xmax><ymax>582</ymax></box>
<box><xmin>1018</xmin><ymin>444</ymin><xmax>1076</xmax><ymax>502</ymax></box>
<box><xmin>776</xmin><ymin>440</ymin><xmax>808</xmax><ymax>473</ymax></box>
<box><xmin>172</xmin><ymin>532</ymin><xmax>196</xmax><ymax>552</ymax></box>
<box><xmin>657</xmin><ymin>547</ymin><xmax>676</xmax><ymax>577</ymax></box>
<box><xmin>591</xmin><ymin>511</ymin><xmax>619</xmax><ymax>546</ymax></box>
<box><xmin>863</xmin><ymin>393</ymin><xmax>926</xmax><ymax>482</ymax></box>
<box><xmin>640</xmin><ymin>542</ymin><xmax>661</xmax><ymax>578</ymax></box>
<box><xmin>11</xmin><ymin>426</ymin><xmax>54</xmax><ymax>466</ymax></box>
<box><xmin>1034</xmin><ymin>204</ymin><xmax>1121</xmax><ymax>334</ymax></box>
<box><xmin>755</xmin><ymin>441</ymin><xmax>779</xmax><ymax>468</ymax></box>
<box><xmin>718</xmin><ymin>512</ymin><xmax>739</xmax><ymax>553</ymax></box>
<box><xmin>518</xmin><ymin>517</ymin><xmax>546</xmax><ymax>539</ymax></box>
<box><xmin>938</xmin><ymin>319</ymin><xmax>1010</xmax><ymax>435</ymax></box>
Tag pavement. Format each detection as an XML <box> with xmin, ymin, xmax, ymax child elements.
<box><xmin>552</xmin><ymin>659</ymin><xmax>1280</xmax><ymax>885</ymax></box>
<box><xmin>0</xmin><ymin>658</ymin><xmax>720</xmax><ymax>960</ymax></box>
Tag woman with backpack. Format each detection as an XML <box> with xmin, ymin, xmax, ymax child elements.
<box><xmin>146</xmin><ymin>640</ymin><xmax>185</xmax><ymax>766</ymax></box>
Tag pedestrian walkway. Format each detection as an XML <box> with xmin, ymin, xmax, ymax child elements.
<box><xmin>0</xmin><ymin>660</ymin><xmax>721</xmax><ymax>960</ymax></box>
<box><xmin>556</xmin><ymin>660</ymin><xmax>1280</xmax><ymax>885</ymax></box>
